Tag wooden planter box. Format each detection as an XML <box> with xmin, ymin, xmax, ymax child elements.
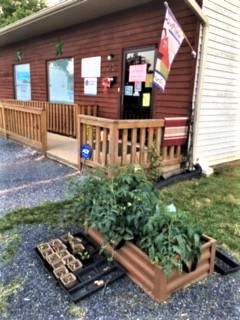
<box><xmin>87</xmin><ymin>228</ymin><xmax>216</xmax><ymax>302</ymax></box>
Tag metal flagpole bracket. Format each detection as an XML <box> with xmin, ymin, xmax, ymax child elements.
<box><xmin>164</xmin><ymin>1</ymin><xmax>168</xmax><ymax>8</ymax></box>
<box><xmin>191</xmin><ymin>50</ymin><xmax>197</xmax><ymax>58</ymax></box>
<box><xmin>163</xmin><ymin>1</ymin><xmax>197</xmax><ymax>59</ymax></box>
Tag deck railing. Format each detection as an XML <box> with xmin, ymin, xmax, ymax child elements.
<box><xmin>0</xmin><ymin>103</ymin><xmax>47</xmax><ymax>151</ymax></box>
<box><xmin>77</xmin><ymin>115</ymin><xmax>164</xmax><ymax>168</ymax></box>
<box><xmin>77</xmin><ymin>115</ymin><xmax>185</xmax><ymax>170</ymax></box>
<box><xmin>0</xmin><ymin>99</ymin><xmax>97</xmax><ymax>138</ymax></box>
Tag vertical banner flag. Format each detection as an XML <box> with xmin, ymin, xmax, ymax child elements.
<box><xmin>153</xmin><ymin>6</ymin><xmax>184</xmax><ymax>91</ymax></box>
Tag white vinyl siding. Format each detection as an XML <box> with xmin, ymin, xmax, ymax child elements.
<box><xmin>195</xmin><ymin>0</ymin><xmax>240</xmax><ymax>166</ymax></box>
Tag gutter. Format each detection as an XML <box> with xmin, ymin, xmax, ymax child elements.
<box><xmin>183</xmin><ymin>0</ymin><xmax>209</xmax><ymax>165</ymax></box>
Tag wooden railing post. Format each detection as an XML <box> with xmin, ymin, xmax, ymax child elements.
<box><xmin>109</xmin><ymin>122</ymin><xmax>118</xmax><ymax>167</ymax></box>
<box><xmin>77</xmin><ymin>114</ymin><xmax>81</xmax><ymax>171</ymax></box>
<box><xmin>3</xmin><ymin>105</ymin><xmax>8</xmax><ymax>139</ymax></box>
<box><xmin>41</xmin><ymin>109</ymin><xmax>47</xmax><ymax>153</ymax></box>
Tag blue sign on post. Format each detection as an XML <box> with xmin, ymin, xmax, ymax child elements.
<box><xmin>80</xmin><ymin>144</ymin><xmax>92</xmax><ymax>160</ymax></box>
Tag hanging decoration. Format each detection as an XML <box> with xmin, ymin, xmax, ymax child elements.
<box><xmin>16</xmin><ymin>50</ymin><xmax>23</xmax><ymax>63</ymax></box>
<box><xmin>55</xmin><ymin>40</ymin><xmax>63</xmax><ymax>56</ymax></box>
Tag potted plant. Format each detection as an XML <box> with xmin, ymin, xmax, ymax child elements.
<box><xmin>60</xmin><ymin>273</ymin><xmax>78</xmax><ymax>289</ymax></box>
<box><xmin>69</xmin><ymin>165</ymin><xmax>216</xmax><ymax>302</ymax></box>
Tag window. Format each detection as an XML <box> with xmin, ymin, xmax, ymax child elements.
<box><xmin>14</xmin><ymin>64</ymin><xmax>31</xmax><ymax>101</ymax></box>
<box><xmin>48</xmin><ymin>58</ymin><xmax>74</xmax><ymax>103</ymax></box>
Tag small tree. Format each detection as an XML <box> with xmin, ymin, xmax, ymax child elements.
<box><xmin>0</xmin><ymin>0</ymin><xmax>46</xmax><ymax>27</ymax></box>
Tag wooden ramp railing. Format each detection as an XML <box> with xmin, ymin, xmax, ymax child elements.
<box><xmin>0</xmin><ymin>99</ymin><xmax>98</xmax><ymax>138</ymax></box>
<box><xmin>0</xmin><ymin>103</ymin><xmax>47</xmax><ymax>151</ymax></box>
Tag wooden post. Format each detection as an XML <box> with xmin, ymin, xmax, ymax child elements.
<box><xmin>109</xmin><ymin>122</ymin><xmax>118</xmax><ymax>167</ymax></box>
<box><xmin>3</xmin><ymin>105</ymin><xmax>8</xmax><ymax>139</ymax></box>
<box><xmin>77</xmin><ymin>114</ymin><xmax>82</xmax><ymax>171</ymax></box>
<box><xmin>41</xmin><ymin>109</ymin><xmax>47</xmax><ymax>153</ymax></box>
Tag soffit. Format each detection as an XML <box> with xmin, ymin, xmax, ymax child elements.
<box><xmin>0</xmin><ymin>0</ymin><xmax>153</xmax><ymax>48</ymax></box>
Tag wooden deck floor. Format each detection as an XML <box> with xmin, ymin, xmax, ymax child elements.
<box><xmin>47</xmin><ymin>132</ymin><xmax>78</xmax><ymax>168</ymax></box>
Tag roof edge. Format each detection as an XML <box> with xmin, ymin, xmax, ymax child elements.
<box><xmin>0</xmin><ymin>0</ymin><xmax>87</xmax><ymax>36</ymax></box>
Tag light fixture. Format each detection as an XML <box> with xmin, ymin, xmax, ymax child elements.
<box><xmin>107</xmin><ymin>54</ymin><xmax>114</xmax><ymax>61</ymax></box>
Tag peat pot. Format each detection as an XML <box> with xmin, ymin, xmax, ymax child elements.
<box><xmin>87</xmin><ymin>228</ymin><xmax>216</xmax><ymax>302</ymax></box>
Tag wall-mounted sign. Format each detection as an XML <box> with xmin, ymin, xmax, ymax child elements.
<box><xmin>14</xmin><ymin>64</ymin><xmax>31</xmax><ymax>101</ymax></box>
<box><xmin>84</xmin><ymin>78</ymin><xmax>97</xmax><ymax>96</ymax></box>
<box><xmin>81</xmin><ymin>56</ymin><xmax>101</xmax><ymax>78</ymax></box>
<box><xmin>80</xmin><ymin>144</ymin><xmax>93</xmax><ymax>160</ymax></box>
<box><xmin>129</xmin><ymin>64</ymin><xmax>147</xmax><ymax>82</ymax></box>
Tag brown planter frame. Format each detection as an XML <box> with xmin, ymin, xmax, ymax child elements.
<box><xmin>87</xmin><ymin>229</ymin><xmax>216</xmax><ymax>302</ymax></box>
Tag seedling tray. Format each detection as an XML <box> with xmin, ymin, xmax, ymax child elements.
<box><xmin>214</xmin><ymin>248</ymin><xmax>240</xmax><ymax>275</ymax></box>
<box><xmin>36</xmin><ymin>231</ymin><xmax>125</xmax><ymax>302</ymax></box>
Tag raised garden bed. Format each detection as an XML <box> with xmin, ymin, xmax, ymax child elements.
<box><xmin>87</xmin><ymin>228</ymin><xmax>217</xmax><ymax>302</ymax></box>
<box><xmin>36</xmin><ymin>231</ymin><xmax>125</xmax><ymax>301</ymax></box>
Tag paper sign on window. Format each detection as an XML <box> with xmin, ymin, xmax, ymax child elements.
<box><xmin>124</xmin><ymin>85</ymin><xmax>133</xmax><ymax>96</ymax></box>
<box><xmin>129</xmin><ymin>64</ymin><xmax>147</xmax><ymax>82</ymax></box>
<box><xmin>15</xmin><ymin>64</ymin><xmax>31</xmax><ymax>101</ymax></box>
<box><xmin>142</xmin><ymin>93</ymin><xmax>151</xmax><ymax>107</ymax></box>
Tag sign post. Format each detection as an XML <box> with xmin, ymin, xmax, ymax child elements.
<box><xmin>80</xmin><ymin>144</ymin><xmax>92</xmax><ymax>174</ymax></box>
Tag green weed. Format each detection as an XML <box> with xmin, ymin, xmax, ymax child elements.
<box><xmin>68</xmin><ymin>303</ymin><xmax>86</xmax><ymax>319</ymax></box>
<box><xmin>0</xmin><ymin>230</ymin><xmax>21</xmax><ymax>265</ymax></box>
<box><xmin>0</xmin><ymin>279</ymin><xmax>24</xmax><ymax>314</ymax></box>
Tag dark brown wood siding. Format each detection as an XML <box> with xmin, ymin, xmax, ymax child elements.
<box><xmin>0</xmin><ymin>0</ymin><xmax>199</xmax><ymax>119</ymax></box>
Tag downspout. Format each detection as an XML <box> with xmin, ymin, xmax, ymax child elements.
<box><xmin>183</xmin><ymin>0</ymin><xmax>209</xmax><ymax>166</ymax></box>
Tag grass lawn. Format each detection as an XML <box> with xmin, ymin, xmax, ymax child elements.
<box><xmin>161</xmin><ymin>162</ymin><xmax>240</xmax><ymax>259</ymax></box>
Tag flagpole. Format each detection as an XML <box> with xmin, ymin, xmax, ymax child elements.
<box><xmin>164</xmin><ymin>1</ymin><xmax>196</xmax><ymax>58</ymax></box>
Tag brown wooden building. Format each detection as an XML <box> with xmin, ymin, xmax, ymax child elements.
<box><xmin>0</xmin><ymin>0</ymin><xmax>206</xmax><ymax>171</ymax></box>
<box><xmin>0</xmin><ymin>0</ymin><xmax>199</xmax><ymax>120</ymax></box>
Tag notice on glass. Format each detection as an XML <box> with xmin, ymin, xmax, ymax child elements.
<box><xmin>124</xmin><ymin>85</ymin><xmax>133</xmax><ymax>96</ymax></box>
<box><xmin>129</xmin><ymin>64</ymin><xmax>147</xmax><ymax>82</ymax></box>
<box><xmin>134</xmin><ymin>82</ymin><xmax>142</xmax><ymax>93</ymax></box>
<box><xmin>142</xmin><ymin>93</ymin><xmax>151</xmax><ymax>107</ymax></box>
<box><xmin>145</xmin><ymin>74</ymin><xmax>153</xmax><ymax>88</ymax></box>
<box><xmin>84</xmin><ymin>78</ymin><xmax>97</xmax><ymax>96</ymax></box>
<box><xmin>81</xmin><ymin>56</ymin><xmax>101</xmax><ymax>78</ymax></box>
<box><xmin>15</xmin><ymin>64</ymin><xmax>31</xmax><ymax>101</ymax></box>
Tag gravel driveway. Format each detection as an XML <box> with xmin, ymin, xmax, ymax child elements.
<box><xmin>0</xmin><ymin>136</ymin><xmax>240</xmax><ymax>320</ymax></box>
<box><xmin>0</xmin><ymin>137</ymin><xmax>77</xmax><ymax>216</ymax></box>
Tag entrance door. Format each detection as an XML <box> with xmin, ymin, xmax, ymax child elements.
<box><xmin>121</xmin><ymin>47</ymin><xmax>155</xmax><ymax>119</ymax></box>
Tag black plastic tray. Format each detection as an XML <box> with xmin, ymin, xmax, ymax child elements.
<box><xmin>214</xmin><ymin>248</ymin><xmax>240</xmax><ymax>275</ymax></box>
<box><xmin>35</xmin><ymin>231</ymin><xmax>125</xmax><ymax>301</ymax></box>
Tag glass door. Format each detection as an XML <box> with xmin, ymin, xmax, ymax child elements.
<box><xmin>121</xmin><ymin>47</ymin><xmax>155</xmax><ymax>119</ymax></box>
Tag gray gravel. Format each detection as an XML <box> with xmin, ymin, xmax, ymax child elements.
<box><xmin>0</xmin><ymin>137</ymin><xmax>77</xmax><ymax>216</ymax></box>
<box><xmin>1</xmin><ymin>224</ymin><xmax>240</xmax><ymax>320</ymax></box>
<box><xmin>0</xmin><ymin>136</ymin><xmax>240</xmax><ymax>320</ymax></box>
